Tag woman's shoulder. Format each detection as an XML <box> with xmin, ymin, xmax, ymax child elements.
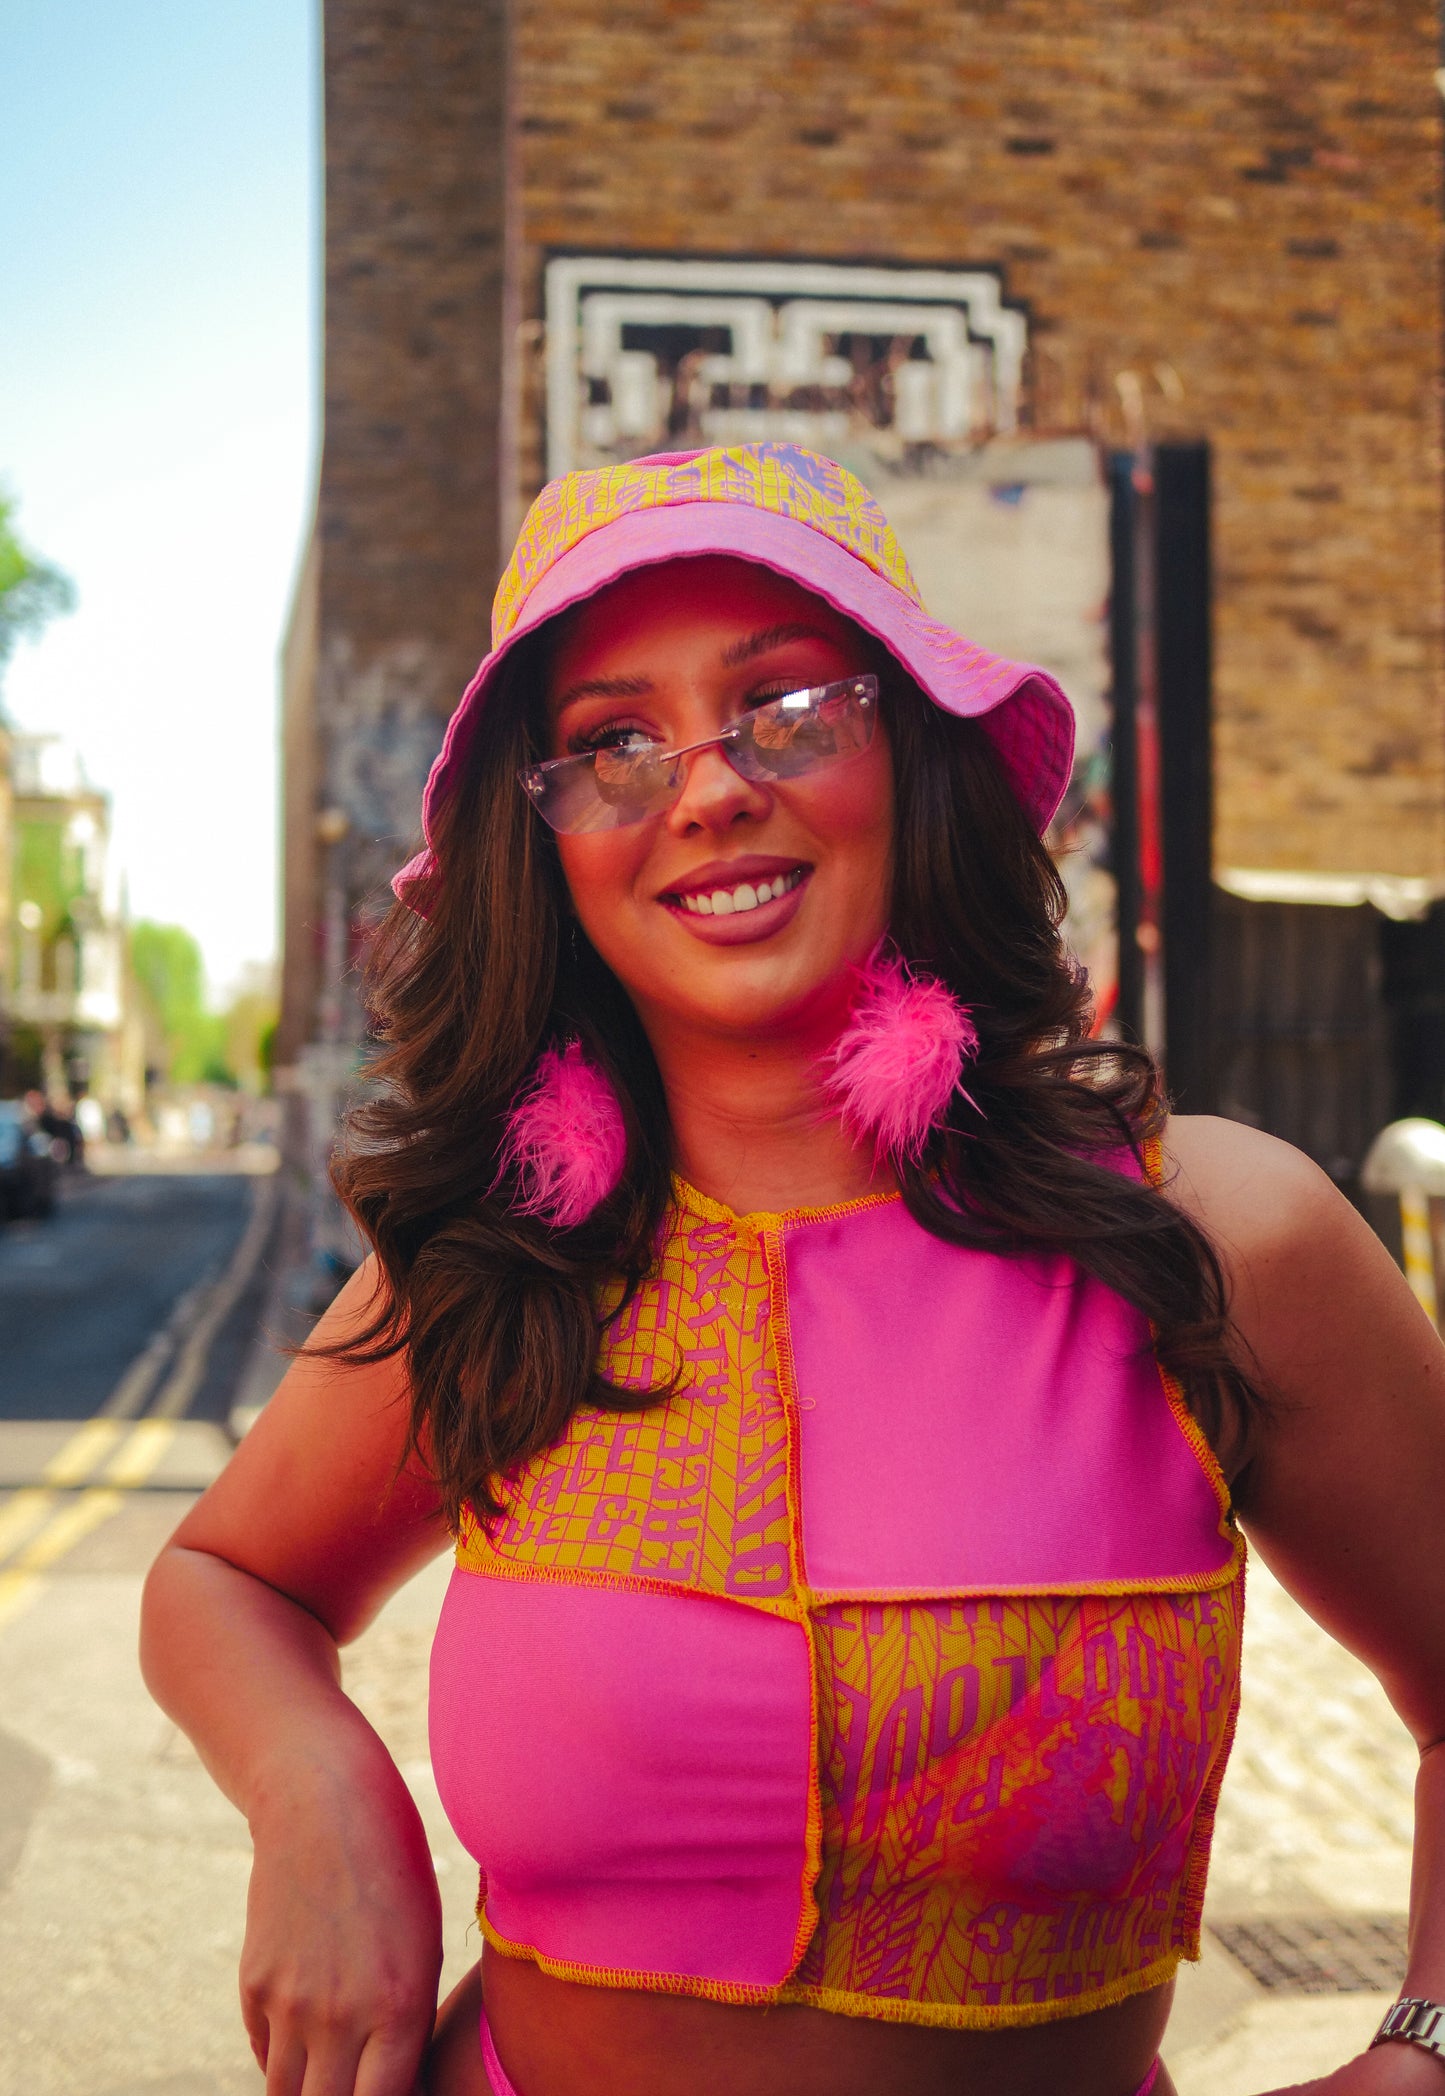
<box><xmin>1158</xmin><ymin>1112</ymin><xmax>1347</xmax><ymax>1267</ymax></box>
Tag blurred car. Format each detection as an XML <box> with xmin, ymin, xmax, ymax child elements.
<box><xmin>0</xmin><ymin>1100</ymin><xmax>59</xmax><ymax>1220</ymax></box>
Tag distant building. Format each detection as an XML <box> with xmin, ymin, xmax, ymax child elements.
<box><xmin>6</xmin><ymin>735</ymin><xmax>143</xmax><ymax>1112</ymax></box>
<box><xmin>281</xmin><ymin>0</ymin><xmax>1445</xmax><ymax>1194</ymax></box>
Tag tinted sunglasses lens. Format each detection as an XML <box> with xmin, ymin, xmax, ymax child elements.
<box><xmin>738</xmin><ymin>678</ymin><xmax>875</xmax><ymax>779</ymax></box>
<box><xmin>522</xmin><ymin>744</ymin><xmax>675</xmax><ymax>833</ymax></box>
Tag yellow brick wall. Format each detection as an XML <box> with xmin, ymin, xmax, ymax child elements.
<box><xmin>513</xmin><ymin>0</ymin><xmax>1445</xmax><ymax>878</ymax></box>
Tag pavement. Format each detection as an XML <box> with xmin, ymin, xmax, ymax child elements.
<box><xmin>0</xmin><ymin>1162</ymin><xmax>1420</xmax><ymax>2095</ymax></box>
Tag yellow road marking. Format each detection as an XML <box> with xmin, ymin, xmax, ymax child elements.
<box><xmin>0</xmin><ymin>1418</ymin><xmax>131</xmax><ymax>1562</ymax></box>
<box><xmin>0</xmin><ymin>1417</ymin><xmax>181</xmax><ymax>1631</ymax></box>
<box><xmin>45</xmin><ymin>1415</ymin><xmax>127</xmax><ymax>1485</ymax></box>
<box><xmin>0</xmin><ymin>1172</ymin><xmax>277</xmax><ymax>1632</ymax></box>
<box><xmin>0</xmin><ymin>1491</ymin><xmax>126</xmax><ymax>1629</ymax></box>
<box><xmin>104</xmin><ymin>1417</ymin><xmax>176</xmax><ymax>1489</ymax></box>
<box><xmin>0</xmin><ymin>1487</ymin><xmax>54</xmax><ymax>1561</ymax></box>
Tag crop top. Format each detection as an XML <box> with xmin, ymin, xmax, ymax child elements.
<box><xmin>429</xmin><ymin>1159</ymin><xmax>1245</xmax><ymax>2029</ymax></box>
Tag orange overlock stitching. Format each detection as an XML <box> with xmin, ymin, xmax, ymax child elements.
<box><xmin>761</xmin><ymin>1218</ymin><xmax>826</xmax><ymax>1978</ymax></box>
<box><xmin>478</xmin><ymin>1908</ymin><xmax>792</xmax><ymax>2009</ymax></box>
<box><xmin>1177</xmin><ymin>1548</ymin><xmax>1247</xmax><ymax>1944</ymax></box>
<box><xmin>774</xmin><ymin>1948</ymin><xmax>1187</xmax><ymax>2029</ymax></box>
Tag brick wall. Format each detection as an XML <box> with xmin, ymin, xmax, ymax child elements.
<box><xmin>281</xmin><ymin>0</ymin><xmax>509</xmax><ymax>1068</ymax></box>
<box><xmin>513</xmin><ymin>0</ymin><xmax>1445</xmax><ymax>880</ymax></box>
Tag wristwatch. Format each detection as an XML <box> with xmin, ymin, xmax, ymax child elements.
<box><xmin>1372</xmin><ymin>1998</ymin><xmax>1445</xmax><ymax>2062</ymax></box>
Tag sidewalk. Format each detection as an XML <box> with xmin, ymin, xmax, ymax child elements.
<box><xmin>0</xmin><ymin>1283</ymin><xmax>1418</xmax><ymax>2093</ymax></box>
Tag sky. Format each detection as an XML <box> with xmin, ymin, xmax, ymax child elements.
<box><xmin>1</xmin><ymin>1</ymin><xmax>318</xmax><ymax>1000</ymax></box>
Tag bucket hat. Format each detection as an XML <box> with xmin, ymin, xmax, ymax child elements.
<box><xmin>393</xmin><ymin>442</ymin><xmax>1075</xmax><ymax>903</ymax></box>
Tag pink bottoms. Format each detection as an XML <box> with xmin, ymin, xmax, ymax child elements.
<box><xmin>480</xmin><ymin>2004</ymin><xmax>521</xmax><ymax>2096</ymax></box>
<box><xmin>479</xmin><ymin>2005</ymin><xmax>1161</xmax><ymax>2096</ymax></box>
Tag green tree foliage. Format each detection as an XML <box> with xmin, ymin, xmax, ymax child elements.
<box><xmin>220</xmin><ymin>975</ymin><xmax>280</xmax><ymax>1093</ymax></box>
<box><xmin>0</xmin><ymin>490</ymin><xmax>76</xmax><ymax>689</ymax></box>
<box><xmin>129</xmin><ymin>923</ymin><xmax>278</xmax><ymax>1091</ymax></box>
<box><xmin>130</xmin><ymin>921</ymin><xmax>225</xmax><ymax>1086</ymax></box>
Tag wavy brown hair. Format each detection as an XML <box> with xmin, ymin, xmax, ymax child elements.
<box><xmin>332</xmin><ymin>644</ymin><xmax>1260</xmax><ymax>1527</ymax></box>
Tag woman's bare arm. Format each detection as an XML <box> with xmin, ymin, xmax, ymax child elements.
<box><xmin>141</xmin><ymin>1257</ymin><xmax>452</xmax><ymax>2096</ymax></box>
<box><xmin>1165</xmin><ymin>1117</ymin><xmax>1445</xmax><ymax>2094</ymax></box>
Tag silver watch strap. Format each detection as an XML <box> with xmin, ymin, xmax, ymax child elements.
<box><xmin>1372</xmin><ymin>1998</ymin><xmax>1445</xmax><ymax>2061</ymax></box>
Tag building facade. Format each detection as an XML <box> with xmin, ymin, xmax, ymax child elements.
<box><xmin>5</xmin><ymin>735</ymin><xmax>142</xmax><ymax>1113</ymax></box>
<box><xmin>281</xmin><ymin>0</ymin><xmax>1445</xmax><ymax>1194</ymax></box>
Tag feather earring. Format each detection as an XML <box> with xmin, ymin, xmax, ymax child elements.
<box><xmin>498</xmin><ymin>1040</ymin><xmax>627</xmax><ymax>1228</ymax></box>
<box><xmin>821</xmin><ymin>947</ymin><xmax>979</xmax><ymax>1164</ymax></box>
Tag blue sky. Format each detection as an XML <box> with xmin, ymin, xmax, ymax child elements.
<box><xmin>2</xmin><ymin>1</ymin><xmax>318</xmax><ymax>995</ymax></box>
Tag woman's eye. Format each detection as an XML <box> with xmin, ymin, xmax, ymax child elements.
<box><xmin>570</xmin><ymin>723</ymin><xmax>659</xmax><ymax>757</ymax></box>
<box><xmin>746</xmin><ymin>685</ymin><xmax>800</xmax><ymax>710</ymax></box>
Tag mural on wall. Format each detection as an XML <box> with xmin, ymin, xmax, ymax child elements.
<box><xmin>543</xmin><ymin>255</ymin><xmax>1116</xmax><ymax>1025</ymax></box>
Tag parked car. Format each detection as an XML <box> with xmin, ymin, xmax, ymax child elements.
<box><xmin>0</xmin><ymin>1100</ymin><xmax>59</xmax><ymax>1220</ymax></box>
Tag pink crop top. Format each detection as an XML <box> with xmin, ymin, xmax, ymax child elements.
<box><xmin>429</xmin><ymin>1162</ymin><xmax>1244</xmax><ymax>2029</ymax></box>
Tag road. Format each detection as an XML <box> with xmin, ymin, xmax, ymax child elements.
<box><xmin>0</xmin><ymin>1166</ymin><xmax>280</xmax><ymax>1614</ymax></box>
<box><xmin>0</xmin><ymin>1171</ymin><xmax>265</xmax><ymax>1425</ymax></box>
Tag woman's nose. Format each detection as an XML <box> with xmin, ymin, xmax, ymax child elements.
<box><xmin>664</xmin><ymin>741</ymin><xmax>771</xmax><ymax>835</ymax></box>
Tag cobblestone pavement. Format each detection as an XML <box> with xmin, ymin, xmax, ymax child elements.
<box><xmin>1209</xmin><ymin>1550</ymin><xmax>1416</xmax><ymax>1919</ymax></box>
<box><xmin>1167</xmin><ymin>1548</ymin><xmax>1417</xmax><ymax>2091</ymax></box>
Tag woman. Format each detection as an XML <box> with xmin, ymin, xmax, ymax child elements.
<box><xmin>142</xmin><ymin>444</ymin><xmax>1445</xmax><ymax>2096</ymax></box>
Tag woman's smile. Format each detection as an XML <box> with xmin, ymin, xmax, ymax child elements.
<box><xmin>659</xmin><ymin>856</ymin><xmax>811</xmax><ymax>940</ymax></box>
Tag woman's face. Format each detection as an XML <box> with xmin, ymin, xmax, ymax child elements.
<box><xmin>543</xmin><ymin>556</ymin><xmax>895</xmax><ymax>1045</ymax></box>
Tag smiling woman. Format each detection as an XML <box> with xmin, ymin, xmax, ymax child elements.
<box><xmin>141</xmin><ymin>446</ymin><xmax>1445</xmax><ymax>2096</ymax></box>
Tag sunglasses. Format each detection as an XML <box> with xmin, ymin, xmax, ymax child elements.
<box><xmin>518</xmin><ymin>673</ymin><xmax>878</xmax><ymax>835</ymax></box>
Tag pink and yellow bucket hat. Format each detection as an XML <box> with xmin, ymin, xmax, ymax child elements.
<box><xmin>394</xmin><ymin>442</ymin><xmax>1075</xmax><ymax>901</ymax></box>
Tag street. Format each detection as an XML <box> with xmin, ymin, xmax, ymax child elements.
<box><xmin>0</xmin><ymin>1166</ymin><xmax>1424</xmax><ymax>2096</ymax></box>
<box><xmin>0</xmin><ymin>1172</ymin><xmax>264</xmax><ymax>1424</ymax></box>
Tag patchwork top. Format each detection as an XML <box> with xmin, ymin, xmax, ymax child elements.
<box><xmin>429</xmin><ymin>1167</ymin><xmax>1245</xmax><ymax>2029</ymax></box>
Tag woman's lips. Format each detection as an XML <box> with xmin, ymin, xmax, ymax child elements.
<box><xmin>660</xmin><ymin>866</ymin><xmax>812</xmax><ymax>944</ymax></box>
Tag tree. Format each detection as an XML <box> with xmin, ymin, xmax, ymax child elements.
<box><xmin>0</xmin><ymin>490</ymin><xmax>76</xmax><ymax>691</ymax></box>
<box><xmin>129</xmin><ymin>925</ymin><xmax>278</xmax><ymax>1091</ymax></box>
<box><xmin>129</xmin><ymin>921</ymin><xmax>226</xmax><ymax>1087</ymax></box>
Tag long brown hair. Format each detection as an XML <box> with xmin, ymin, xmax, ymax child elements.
<box><xmin>334</xmin><ymin>645</ymin><xmax>1259</xmax><ymax>1527</ymax></box>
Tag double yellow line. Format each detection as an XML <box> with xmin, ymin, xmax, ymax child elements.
<box><xmin>0</xmin><ymin>1417</ymin><xmax>178</xmax><ymax>1628</ymax></box>
<box><xmin>0</xmin><ymin>1174</ymin><xmax>278</xmax><ymax>1633</ymax></box>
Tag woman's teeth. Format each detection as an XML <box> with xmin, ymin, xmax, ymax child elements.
<box><xmin>677</xmin><ymin>868</ymin><xmax>805</xmax><ymax>917</ymax></box>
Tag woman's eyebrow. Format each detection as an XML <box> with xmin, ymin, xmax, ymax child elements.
<box><xmin>720</xmin><ymin>622</ymin><xmax>835</xmax><ymax>667</ymax></box>
<box><xmin>551</xmin><ymin>672</ymin><xmax>655</xmax><ymax>713</ymax></box>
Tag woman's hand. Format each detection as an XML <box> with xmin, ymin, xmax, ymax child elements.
<box><xmin>239</xmin><ymin>1742</ymin><xmax>443</xmax><ymax>2096</ymax></box>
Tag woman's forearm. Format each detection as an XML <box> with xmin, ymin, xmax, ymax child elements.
<box><xmin>140</xmin><ymin>1540</ymin><xmax>403</xmax><ymax>1822</ymax></box>
<box><xmin>1405</xmin><ymin>1740</ymin><xmax>1445</xmax><ymax>2001</ymax></box>
<box><xmin>143</xmin><ymin>1540</ymin><xmax>442</xmax><ymax>2089</ymax></box>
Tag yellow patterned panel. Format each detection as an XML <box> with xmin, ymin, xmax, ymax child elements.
<box><xmin>784</xmin><ymin>1576</ymin><xmax>1244</xmax><ymax>2025</ymax></box>
<box><xmin>493</xmin><ymin>443</ymin><xmax>923</xmax><ymax>646</ymax></box>
<box><xmin>457</xmin><ymin>1200</ymin><xmax>797</xmax><ymax>1613</ymax></box>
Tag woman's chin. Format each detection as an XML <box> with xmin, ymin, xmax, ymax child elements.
<box><xmin>641</xmin><ymin>951</ymin><xmax>864</xmax><ymax>1044</ymax></box>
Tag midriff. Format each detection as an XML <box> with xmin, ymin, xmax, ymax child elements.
<box><xmin>427</xmin><ymin>1951</ymin><xmax>1178</xmax><ymax>2096</ymax></box>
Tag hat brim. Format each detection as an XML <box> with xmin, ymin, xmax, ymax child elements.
<box><xmin>394</xmin><ymin>502</ymin><xmax>1076</xmax><ymax>904</ymax></box>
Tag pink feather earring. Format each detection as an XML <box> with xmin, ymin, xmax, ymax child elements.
<box><xmin>821</xmin><ymin>947</ymin><xmax>979</xmax><ymax>1164</ymax></box>
<box><xmin>498</xmin><ymin>1040</ymin><xmax>628</xmax><ymax>1228</ymax></box>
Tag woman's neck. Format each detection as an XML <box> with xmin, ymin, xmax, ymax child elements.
<box><xmin>644</xmin><ymin>1016</ymin><xmax>894</xmax><ymax>1217</ymax></box>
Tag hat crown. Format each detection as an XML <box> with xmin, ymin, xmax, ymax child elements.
<box><xmin>493</xmin><ymin>442</ymin><xmax>923</xmax><ymax>648</ymax></box>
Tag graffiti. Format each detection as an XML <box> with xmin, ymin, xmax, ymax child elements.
<box><xmin>545</xmin><ymin>256</ymin><xmax>1027</xmax><ymax>477</ymax></box>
